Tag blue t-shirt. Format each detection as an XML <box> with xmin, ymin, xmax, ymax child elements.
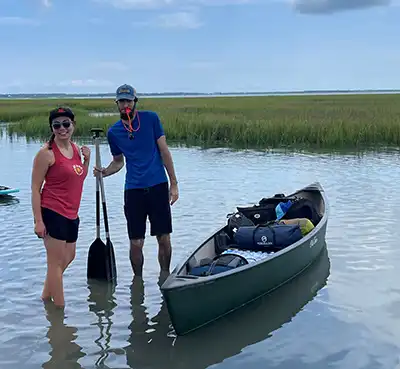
<box><xmin>106</xmin><ymin>110</ymin><xmax>168</xmax><ymax>190</ymax></box>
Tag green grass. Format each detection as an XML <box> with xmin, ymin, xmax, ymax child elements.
<box><xmin>2</xmin><ymin>93</ymin><xmax>400</xmax><ymax>150</ymax></box>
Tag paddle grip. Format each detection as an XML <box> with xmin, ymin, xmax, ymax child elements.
<box><xmin>91</xmin><ymin>127</ymin><xmax>104</xmax><ymax>139</ymax></box>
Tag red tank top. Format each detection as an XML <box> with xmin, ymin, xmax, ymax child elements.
<box><xmin>41</xmin><ymin>141</ymin><xmax>87</xmax><ymax>220</ymax></box>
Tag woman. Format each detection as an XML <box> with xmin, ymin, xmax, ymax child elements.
<box><xmin>31</xmin><ymin>106</ymin><xmax>90</xmax><ymax>307</ymax></box>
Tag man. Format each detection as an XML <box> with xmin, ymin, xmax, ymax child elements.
<box><xmin>95</xmin><ymin>84</ymin><xmax>179</xmax><ymax>277</ymax></box>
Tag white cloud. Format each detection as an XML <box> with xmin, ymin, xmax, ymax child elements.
<box><xmin>291</xmin><ymin>0</ymin><xmax>391</xmax><ymax>13</ymax></box>
<box><xmin>42</xmin><ymin>0</ymin><xmax>52</xmax><ymax>7</ymax></box>
<box><xmin>132</xmin><ymin>10</ymin><xmax>202</xmax><ymax>28</ymax></box>
<box><xmin>58</xmin><ymin>79</ymin><xmax>114</xmax><ymax>87</ymax></box>
<box><xmin>94</xmin><ymin>61</ymin><xmax>129</xmax><ymax>71</ymax></box>
<box><xmin>93</xmin><ymin>0</ymin><xmax>253</xmax><ymax>9</ymax></box>
<box><xmin>93</xmin><ymin>0</ymin><xmax>166</xmax><ymax>9</ymax></box>
<box><xmin>156</xmin><ymin>11</ymin><xmax>202</xmax><ymax>28</ymax></box>
<box><xmin>0</xmin><ymin>17</ymin><xmax>40</xmax><ymax>26</ymax></box>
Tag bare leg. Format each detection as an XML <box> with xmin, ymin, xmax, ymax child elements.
<box><xmin>130</xmin><ymin>238</ymin><xmax>144</xmax><ymax>276</ymax></box>
<box><xmin>41</xmin><ymin>271</ymin><xmax>52</xmax><ymax>302</ymax></box>
<box><xmin>42</xmin><ymin>242</ymin><xmax>75</xmax><ymax>302</ymax></box>
<box><xmin>43</xmin><ymin>235</ymin><xmax>67</xmax><ymax>307</ymax></box>
<box><xmin>156</xmin><ymin>234</ymin><xmax>172</xmax><ymax>273</ymax></box>
<box><xmin>62</xmin><ymin>242</ymin><xmax>76</xmax><ymax>272</ymax></box>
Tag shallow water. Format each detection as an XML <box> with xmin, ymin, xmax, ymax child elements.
<box><xmin>1</xmin><ymin>133</ymin><xmax>400</xmax><ymax>369</ymax></box>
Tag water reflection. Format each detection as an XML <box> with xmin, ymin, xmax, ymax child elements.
<box><xmin>42</xmin><ymin>303</ymin><xmax>85</xmax><ymax>369</ymax></box>
<box><xmin>88</xmin><ymin>112</ymin><xmax>120</xmax><ymax>117</ymax></box>
<box><xmin>86</xmin><ymin>280</ymin><xmax>118</xmax><ymax>367</ymax></box>
<box><xmin>122</xmin><ymin>245</ymin><xmax>330</xmax><ymax>369</ymax></box>
<box><xmin>0</xmin><ymin>195</ymin><xmax>20</xmax><ymax>207</ymax></box>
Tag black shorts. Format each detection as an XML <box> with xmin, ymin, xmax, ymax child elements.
<box><xmin>41</xmin><ymin>207</ymin><xmax>80</xmax><ymax>243</ymax></box>
<box><xmin>124</xmin><ymin>181</ymin><xmax>172</xmax><ymax>240</ymax></box>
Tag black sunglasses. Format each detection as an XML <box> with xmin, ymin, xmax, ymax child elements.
<box><xmin>52</xmin><ymin>121</ymin><xmax>71</xmax><ymax>129</ymax></box>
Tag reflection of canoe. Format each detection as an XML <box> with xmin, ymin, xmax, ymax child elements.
<box><xmin>161</xmin><ymin>182</ymin><xmax>329</xmax><ymax>336</ymax></box>
<box><xmin>0</xmin><ymin>186</ymin><xmax>19</xmax><ymax>196</ymax></box>
<box><xmin>122</xmin><ymin>248</ymin><xmax>331</xmax><ymax>369</ymax></box>
<box><xmin>171</xmin><ymin>245</ymin><xmax>331</xmax><ymax>368</ymax></box>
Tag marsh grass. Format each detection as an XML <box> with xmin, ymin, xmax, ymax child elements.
<box><xmin>3</xmin><ymin>94</ymin><xmax>400</xmax><ymax>149</ymax></box>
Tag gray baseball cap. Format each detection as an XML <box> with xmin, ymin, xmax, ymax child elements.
<box><xmin>115</xmin><ymin>84</ymin><xmax>137</xmax><ymax>101</ymax></box>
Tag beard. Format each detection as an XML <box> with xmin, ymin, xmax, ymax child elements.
<box><xmin>120</xmin><ymin>109</ymin><xmax>134</xmax><ymax>120</ymax></box>
<box><xmin>119</xmin><ymin>105</ymin><xmax>136</xmax><ymax>121</ymax></box>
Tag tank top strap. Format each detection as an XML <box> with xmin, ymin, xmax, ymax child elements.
<box><xmin>71</xmin><ymin>142</ymin><xmax>81</xmax><ymax>160</ymax></box>
<box><xmin>50</xmin><ymin>140</ymin><xmax>63</xmax><ymax>161</ymax></box>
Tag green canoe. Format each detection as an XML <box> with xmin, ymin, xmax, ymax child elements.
<box><xmin>160</xmin><ymin>182</ymin><xmax>329</xmax><ymax>336</ymax></box>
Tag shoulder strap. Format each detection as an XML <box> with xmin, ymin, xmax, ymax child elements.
<box><xmin>71</xmin><ymin>142</ymin><xmax>81</xmax><ymax>159</ymax></box>
<box><xmin>50</xmin><ymin>141</ymin><xmax>61</xmax><ymax>159</ymax></box>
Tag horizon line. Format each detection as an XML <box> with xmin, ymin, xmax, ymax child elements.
<box><xmin>1</xmin><ymin>88</ymin><xmax>400</xmax><ymax>97</ymax></box>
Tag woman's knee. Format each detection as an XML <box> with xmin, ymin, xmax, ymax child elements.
<box><xmin>44</xmin><ymin>235</ymin><xmax>66</xmax><ymax>265</ymax></box>
<box><xmin>63</xmin><ymin>243</ymin><xmax>76</xmax><ymax>270</ymax></box>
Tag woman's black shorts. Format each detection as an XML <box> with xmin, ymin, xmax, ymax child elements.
<box><xmin>41</xmin><ymin>207</ymin><xmax>80</xmax><ymax>243</ymax></box>
<box><xmin>124</xmin><ymin>181</ymin><xmax>172</xmax><ymax>240</ymax></box>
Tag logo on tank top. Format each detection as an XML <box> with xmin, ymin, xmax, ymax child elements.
<box><xmin>73</xmin><ymin>164</ymin><xmax>84</xmax><ymax>176</ymax></box>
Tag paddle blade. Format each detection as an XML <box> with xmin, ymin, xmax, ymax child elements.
<box><xmin>87</xmin><ymin>238</ymin><xmax>117</xmax><ymax>282</ymax></box>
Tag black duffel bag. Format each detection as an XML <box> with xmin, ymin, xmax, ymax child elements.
<box><xmin>281</xmin><ymin>198</ymin><xmax>322</xmax><ymax>226</ymax></box>
<box><xmin>236</xmin><ymin>194</ymin><xmax>297</xmax><ymax>225</ymax></box>
<box><xmin>233</xmin><ymin>223</ymin><xmax>303</xmax><ymax>252</ymax></box>
<box><xmin>226</xmin><ymin>211</ymin><xmax>255</xmax><ymax>238</ymax></box>
<box><xmin>189</xmin><ymin>253</ymin><xmax>249</xmax><ymax>276</ymax></box>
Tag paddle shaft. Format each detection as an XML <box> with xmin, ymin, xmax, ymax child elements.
<box><xmin>99</xmin><ymin>172</ymin><xmax>111</xmax><ymax>241</ymax></box>
<box><xmin>93</xmin><ymin>130</ymin><xmax>111</xmax><ymax>241</ymax></box>
<box><xmin>95</xmin><ymin>137</ymin><xmax>100</xmax><ymax>239</ymax></box>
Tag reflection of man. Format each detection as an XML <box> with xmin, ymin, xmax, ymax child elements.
<box><xmin>125</xmin><ymin>274</ymin><xmax>173</xmax><ymax>368</ymax></box>
<box><xmin>96</xmin><ymin>84</ymin><xmax>179</xmax><ymax>276</ymax></box>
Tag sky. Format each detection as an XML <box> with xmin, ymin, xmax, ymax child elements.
<box><xmin>0</xmin><ymin>0</ymin><xmax>399</xmax><ymax>94</ymax></box>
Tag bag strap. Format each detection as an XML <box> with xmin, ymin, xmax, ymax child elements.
<box><xmin>206</xmin><ymin>253</ymin><xmax>248</xmax><ymax>276</ymax></box>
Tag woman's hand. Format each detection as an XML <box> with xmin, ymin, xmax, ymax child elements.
<box><xmin>81</xmin><ymin>145</ymin><xmax>91</xmax><ymax>163</ymax></box>
<box><xmin>34</xmin><ymin>220</ymin><xmax>47</xmax><ymax>238</ymax></box>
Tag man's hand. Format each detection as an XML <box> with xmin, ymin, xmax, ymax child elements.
<box><xmin>169</xmin><ymin>183</ymin><xmax>179</xmax><ymax>205</ymax></box>
<box><xmin>93</xmin><ymin>166</ymin><xmax>107</xmax><ymax>177</ymax></box>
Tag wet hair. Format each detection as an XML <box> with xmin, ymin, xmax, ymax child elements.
<box><xmin>48</xmin><ymin>133</ymin><xmax>56</xmax><ymax>150</ymax></box>
<box><xmin>47</xmin><ymin>106</ymin><xmax>75</xmax><ymax>150</ymax></box>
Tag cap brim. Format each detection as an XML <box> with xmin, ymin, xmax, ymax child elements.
<box><xmin>116</xmin><ymin>94</ymin><xmax>134</xmax><ymax>101</ymax></box>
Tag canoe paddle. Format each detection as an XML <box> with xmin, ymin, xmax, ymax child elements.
<box><xmin>87</xmin><ymin>128</ymin><xmax>117</xmax><ymax>283</ymax></box>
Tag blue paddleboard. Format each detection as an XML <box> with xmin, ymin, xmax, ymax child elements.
<box><xmin>0</xmin><ymin>186</ymin><xmax>20</xmax><ymax>196</ymax></box>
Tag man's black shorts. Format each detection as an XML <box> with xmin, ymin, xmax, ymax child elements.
<box><xmin>41</xmin><ymin>207</ymin><xmax>80</xmax><ymax>243</ymax></box>
<box><xmin>124</xmin><ymin>181</ymin><xmax>172</xmax><ymax>240</ymax></box>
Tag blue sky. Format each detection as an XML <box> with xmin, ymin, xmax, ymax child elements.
<box><xmin>0</xmin><ymin>0</ymin><xmax>399</xmax><ymax>94</ymax></box>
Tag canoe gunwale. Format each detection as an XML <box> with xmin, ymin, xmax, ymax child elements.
<box><xmin>165</xmin><ymin>182</ymin><xmax>328</xmax><ymax>288</ymax></box>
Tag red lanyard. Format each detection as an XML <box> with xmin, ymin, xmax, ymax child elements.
<box><xmin>122</xmin><ymin>108</ymin><xmax>141</xmax><ymax>134</ymax></box>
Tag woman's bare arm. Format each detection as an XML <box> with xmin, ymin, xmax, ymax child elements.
<box><xmin>31</xmin><ymin>147</ymin><xmax>53</xmax><ymax>224</ymax></box>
